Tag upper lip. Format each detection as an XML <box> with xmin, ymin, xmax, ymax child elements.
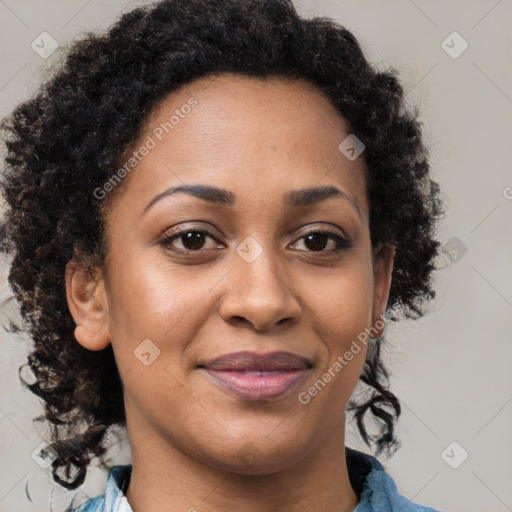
<box><xmin>199</xmin><ymin>351</ymin><xmax>313</xmax><ymax>371</ymax></box>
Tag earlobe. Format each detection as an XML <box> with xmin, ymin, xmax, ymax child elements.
<box><xmin>65</xmin><ymin>260</ymin><xmax>111</xmax><ymax>351</ymax></box>
<box><xmin>371</xmin><ymin>243</ymin><xmax>395</xmax><ymax>338</ymax></box>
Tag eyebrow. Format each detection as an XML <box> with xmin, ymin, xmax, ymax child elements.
<box><xmin>140</xmin><ymin>183</ymin><xmax>362</xmax><ymax>219</ymax></box>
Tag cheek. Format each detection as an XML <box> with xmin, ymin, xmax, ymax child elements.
<box><xmin>107</xmin><ymin>251</ymin><xmax>197</xmax><ymax>331</ymax></box>
<box><xmin>312</xmin><ymin>254</ymin><xmax>374</xmax><ymax>342</ymax></box>
<box><xmin>104</xmin><ymin>250</ymin><xmax>226</xmax><ymax>376</ymax></box>
<box><xmin>307</xmin><ymin>254</ymin><xmax>374</xmax><ymax>392</ymax></box>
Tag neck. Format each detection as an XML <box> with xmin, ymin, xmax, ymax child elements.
<box><xmin>124</xmin><ymin>412</ymin><xmax>358</xmax><ymax>512</ymax></box>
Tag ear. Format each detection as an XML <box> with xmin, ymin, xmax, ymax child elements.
<box><xmin>65</xmin><ymin>260</ymin><xmax>110</xmax><ymax>351</ymax></box>
<box><xmin>371</xmin><ymin>243</ymin><xmax>395</xmax><ymax>339</ymax></box>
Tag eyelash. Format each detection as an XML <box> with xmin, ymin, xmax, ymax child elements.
<box><xmin>159</xmin><ymin>227</ymin><xmax>352</xmax><ymax>256</ymax></box>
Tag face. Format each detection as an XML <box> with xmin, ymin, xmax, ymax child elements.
<box><xmin>66</xmin><ymin>73</ymin><xmax>394</xmax><ymax>474</ymax></box>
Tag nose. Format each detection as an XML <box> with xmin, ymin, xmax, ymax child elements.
<box><xmin>219</xmin><ymin>247</ymin><xmax>302</xmax><ymax>332</ymax></box>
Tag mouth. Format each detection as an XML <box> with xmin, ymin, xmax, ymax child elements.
<box><xmin>198</xmin><ymin>351</ymin><xmax>313</xmax><ymax>401</ymax></box>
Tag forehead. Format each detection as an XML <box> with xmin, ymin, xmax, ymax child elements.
<box><xmin>146</xmin><ymin>72</ymin><xmax>349</xmax><ymax>144</ymax></box>
<box><xmin>107</xmin><ymin>73</ymin><xmax>368</xmax><ymax>216</ymax></box>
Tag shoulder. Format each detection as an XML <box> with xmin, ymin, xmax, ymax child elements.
<box><xmin>346</xmin><ymin>447</ymin><xmax>443</xmax><ymax>512</ymax></box>
<box><xmin>71</xmin><ymin>496</ymin><xmax>105</xmax><ymax>512</ymax></box>
<box><xmin>67</xmin><ymin>465</ymin><xmax>133</xmax><ymax>512</ymax></box>
<box><xmin>69</xmin><ymin>455</ymin><xmax>443</xmax><ymax>512</ymax></box>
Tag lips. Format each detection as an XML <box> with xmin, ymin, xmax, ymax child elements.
<box><xmin>201</xmin><ymin>351</ymin><xmax>312</xmax><ymax>371</ymax></box>
<box><xmin>198</xmin><ymin>351</ymin><xmax>312</xmax><ymax>401</ymax></box>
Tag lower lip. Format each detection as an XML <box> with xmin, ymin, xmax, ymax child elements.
<box><xmin>202</xmin><ymin>369</ymin><xmax>308</xmax><ymax>401</ymax></box>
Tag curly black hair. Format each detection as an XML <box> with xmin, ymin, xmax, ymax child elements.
<box><xmin>0</xmin><ymin>0</ymin><xmax>443</xmax><ymax>490</ymax></box>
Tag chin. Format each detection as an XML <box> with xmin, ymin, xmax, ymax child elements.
<box><xmin>192</xmin><ymin>436</ymin><xmax>311</xmax><ymax>476</ymax></box>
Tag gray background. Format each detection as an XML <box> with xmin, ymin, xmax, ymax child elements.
<box><xmin>1</xmin><ymin>1</ymin><xmax>511</xmax><ymax>511</ymax></box>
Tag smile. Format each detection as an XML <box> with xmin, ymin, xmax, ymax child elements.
<box><xmin>202</xmin><ymin>368</ymin><xmax>309</xmax><ymax>401</ymax></box>
<box><xmin>198</xmin><ymin>351</ymin><xmax>312</xmax><ymax>401</ymax></box>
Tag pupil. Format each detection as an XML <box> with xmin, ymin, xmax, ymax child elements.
<box><xmin>183</xmin><ymin>231</ymin><xmax>204</xmax><ymax>250</ymax></box>
<box><xmin>306</xmin><ymin>233</ymin><xmax>327</xmax><ymax>251</ymax></box>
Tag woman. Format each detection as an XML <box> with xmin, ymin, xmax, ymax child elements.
<box><xmin>0</xmin><ymin>0</ymin><xmax>444</xmax><ymax>510</ymax></box>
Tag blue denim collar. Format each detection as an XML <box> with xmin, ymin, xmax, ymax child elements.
<box><xmin>71</xmin><ymin>447</ymin><xmax>441</xmax><ymax>511</ymax></box>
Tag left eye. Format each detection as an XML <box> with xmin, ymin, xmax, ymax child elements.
<box><xmin>290</xmin><ymin>231</ymin><xmax>349</xmax><ymax>253</ymax></box>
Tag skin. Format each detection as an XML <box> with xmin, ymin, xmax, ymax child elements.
<box><xmin>65</xmin><ymin>73</ymin><xmax>395</xmax><ymax>512</ymax></box>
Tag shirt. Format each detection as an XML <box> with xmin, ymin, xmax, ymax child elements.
<box><xmin>68</xmin><ymin>447</ymin><xmax>442</xmax><ymax>512</ymax></box>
